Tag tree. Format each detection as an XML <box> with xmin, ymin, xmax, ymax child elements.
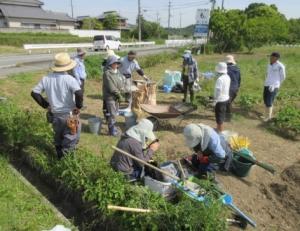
<box><xmin>132</xmin><ymin>17</ymin><xmax>167</xmax><ymax>40</ymax></box>
<box><xmin>288</xmin><ymin>18</ymin><xmax>300</xmax><ymax>43</ymax></box>
<box><xmin>81</xmin><ymin>18</ymin><xmax>103</xmax><ymax>30</ymax></box>
<box><xmin>103</xmin><ymin>13</ymin><xmax>119</xmax><ymax>30</ymax></box>
<box><xmin>209</xmin><ymin>9</ymin><xmax>246</xmax><ymax>53</ymax></box>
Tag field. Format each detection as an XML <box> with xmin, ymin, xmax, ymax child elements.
<box><xmin>0</xmin><ymin>46</ymin><xmax>299</xmax><ymax>230</ymax></box>
<box><xmin>0</xmin><ymin>155</ymin><xmax>71</xmax><ymax>230</ymax></box>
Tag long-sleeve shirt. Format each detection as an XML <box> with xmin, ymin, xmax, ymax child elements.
<box><xmin>110</xmin><ymin>136</ymin><xmax>154</xmax><ymax>174</ymax></box>
<box><xmin>182</xmin><ymin>58</ymin><xmax>199</xmax><ymax>83</ymax></box>
<box><xmin>227</xmin><ymin>64</ymin><xmax>241</xmax><ymax>91</ymax></box>
<box><xmin>264</xmin><ymin>61</ymin><xmax>286</xmax><ymax>88</ymax></box>
<box><xmin>73</xmin><ymin>57</ymin><xmax>87</xmax><ymax>85</ymax></box>
<box><xmin>102</xmin><ymin>69</ymin><xmax>124</xmax><ymax>101</ymax></box>
<box><xmin>203</xmin><ymin>129</ymin><xmax>226</xmax><ymax>159</ymax></box>
<box><xmin>214</xmin><ymin>74</ymin><xmax>231</xmax><ymax>102</ymax></box>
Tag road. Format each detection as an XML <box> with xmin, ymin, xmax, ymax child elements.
<box><xmin>0</xmin><ymin>46</ymin><xmax>176</xmax><ymax>78</ymax></box>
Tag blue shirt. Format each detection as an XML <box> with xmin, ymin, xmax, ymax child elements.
<box><xmin>119</xmin><ymin>56</ymin><xmax>141</xmax><ymax>75</ymax></box>
<box><xmin>207</xmin><ymin>129</ymin><xmax>226</xmax><ymax>159</ymax></box>
<box><xmin>73</xmin><ymin>56</ymin><xmax>87</xmax><ymax>84</ymax></box>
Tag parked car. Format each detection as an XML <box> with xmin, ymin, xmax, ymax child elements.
<box><xmin>93</xmin><ymin>35</ymin><xmax>121</xmax><ymax>51</ymax></box>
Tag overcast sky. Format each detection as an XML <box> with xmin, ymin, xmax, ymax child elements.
<box><xmin>42</xmin><ymin>0</ymin><xmax>300</xmax><ymax>27</ymax></box>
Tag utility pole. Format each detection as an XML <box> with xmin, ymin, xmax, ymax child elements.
<box><xmin>70</xmin><ymin>0</ymin><xmax>74</xmax><ymax>18</ymax></box>
<box><xmin>138</xmin><ymin>0</ymin><xmax>141</xmax><ymax>42</ymax></box>
<box><xmin>222</xmin><ymin>0</ymin><xmax>225</xmax><ymax>10</ymax></box>
<box><xmin>156</xmin><ymin>11</ymin><xmax>160</xmax><ymax>24</ymax></box>
<box><xmin>207</xmin><ymin>0</ymin><xmax>216</xmax><ymax>42</ymax></box>
<box><xmin>168</xmin><ymin>0</ymin><xmax>171</xmax><ymax>30</ymax></box>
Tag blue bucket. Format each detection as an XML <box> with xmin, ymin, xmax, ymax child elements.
<box><xmin>163</xmin><ymin>85</ymin><xmax>172</xmax><ymax>93</ymax></box>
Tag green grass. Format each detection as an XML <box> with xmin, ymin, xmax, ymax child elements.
<box><xmin>0</xmin><ymin>155</ymin><xmax>69</xmax><ymax>231</ymax></box>
<box><xmin>0</xmin><ymin>32</ymin><xmax>91</xmax><ymax>48</ymax></box>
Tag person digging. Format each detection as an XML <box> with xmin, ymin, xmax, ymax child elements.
<box><xmin>110</xmin><ymin>119</ymin><xmax>160</xmax><ymax>181</ymax></box>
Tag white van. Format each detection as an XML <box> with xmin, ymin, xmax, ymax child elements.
<box><xmin>93</xmin><ymin>35</ymin><xmax>121</xmax><ymax>51</ymax></box>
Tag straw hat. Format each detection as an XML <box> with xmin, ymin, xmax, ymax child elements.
<box><xmin>225</xmin><ymin>55</ymin><xmax>236</xmax><ymax>64</ymax></box>
<box><xmin>51</xmin><ymin>53</ymin><xmax>76</xmax><ymax>72</ymax></box>
<box><xmin>215</xmin><ymin>62</ymin><xmax>227</xmax><ymax>74</ymax></box>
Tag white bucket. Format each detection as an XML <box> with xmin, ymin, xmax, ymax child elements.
<box><xmin>144</xmin><ymin>176</ymin><xmax>176</xmax><ymax>199</ymax></box>
<box><xmin>88</xmin><ymin>117</ymin><xmax>101</xmax><ymax>135</ymax></box>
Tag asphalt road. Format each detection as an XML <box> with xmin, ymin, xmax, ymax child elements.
<box><xmin>0</xmin><ymin>46</ymin><xmax>176</xmax><ymax>78</ymax></box>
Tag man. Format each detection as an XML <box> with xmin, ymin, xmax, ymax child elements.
<box><xmin>111</xmin><ymin>119</ymin><xmax>160</xmax><ymax>180</ymax></box>
<box><xmin>263</xmin><ymin>52</ymin><xmax>286</xmax><ymax>121</ymax></box>
<box><xmin>183</xmin><ymin>123</ymin><xmax>232</xmax><ymax>175</ymax></box>
<box><xmin>102</xmin><ymin>55</ymin><xmax>125</xmax><ymax>136</ymax></box>
<box><xmin>181</xmin><ymin>50</ymin><xmax>199</xmax><ymax>104</ymax></box>
<box><xmin>214</xmin><ymin>62</ymin><xmax>231</xmax><ymax>132</ymax></box>
<box><xmin>73</xmin><ymin>48</ymin><xmax>87</xmax><ymax>93</ymax></box>
<box><xmin>119</xmin><ymin>51</ymin><xmax>148</xmax><ymax>101</ymax></box>
<box><xmin>31</xmin><ymin>53</ymin><xmax>83</xmax><ymax>159</ymax></box>
<box><xmin>225</xmin><ymin>55</ymin><xmax>241</xmax><ymax>121</ymax></box>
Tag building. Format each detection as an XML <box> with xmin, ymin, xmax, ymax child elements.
<box><xmin>0</xmin><ymin>0</ymin><xmax>75</xmax><ymax>30</ymax></box>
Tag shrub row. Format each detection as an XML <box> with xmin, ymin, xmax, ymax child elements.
<box><xmin>0</xmin><ymin>101</ymin><xmax>227</xmax><ymax>231</ymax></box>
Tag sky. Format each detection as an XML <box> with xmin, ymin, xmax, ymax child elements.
<box><xmin>42</xmin><ymin>0</ymin><xmax>300</xmax><ymax>27</ymax></box>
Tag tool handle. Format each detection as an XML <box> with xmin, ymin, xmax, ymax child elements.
<box><xmin>112</xmin><ymin>146</ymin><xmax>180</xmax><ymax>181</ymax></box>
<box><xmin>228</xmin><ymin>203</ymin><xmax>256</xmax><ymax>228</ymax></box>
<box><xmin>108</xmin><ymin>205</ymin><xmax>153</xmax><ymax>213</ymax></box>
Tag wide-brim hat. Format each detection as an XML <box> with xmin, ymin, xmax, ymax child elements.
<box><xmin>215</xmin><ymin>62</ymin><xmax>227</xmax><ymax>74</ymax></box>
<box><xmin>183</xmin><ymin>124</ymin><xmax>202</xmax><ymax>148</ymax></box>
<box><xmin>226</xmin><ymin>55</ymin><xmax>236</xmax><ymax>64</ymax></box>
<box><xmin>51</xmin><ymin>53</ymin><xmax>76</xmax><ymax>72</ymax></box>
<box><xmin>107</xmin><ymin>55</ymin><xmax>121</xmax><ymax>66</ymax></box>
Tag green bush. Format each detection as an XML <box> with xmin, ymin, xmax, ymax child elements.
<box><xmin>272</xmin><ymin>104</ymin><xmax>300</xmax><ymax>137</ymax></box>
<box><xmin>0</xmin><ymin>101</ymin><xmax>227</xmax><ymax>230</ymax></box>
<box><xmin>0</xmin><ymin>32</ymin><xmax>91</xmax><ymax>47</ymax></box>
<box><xmin>238</xmin><ymin>94</ymin><xmax>261</xmax><ymax>111</ymax></box>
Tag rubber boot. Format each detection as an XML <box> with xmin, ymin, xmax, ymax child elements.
<box><xmin>264</xmin><ymin>107</ymin><xmax>273</xmax><ymax>122</ymax></box>
<box><xmin>55</xmin><ymin>145</ymin><xmax>63</xmax><ymax>160</ymax></box>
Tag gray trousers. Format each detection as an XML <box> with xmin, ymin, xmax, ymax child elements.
<box><xmin>52</xmin><ymin>113</ymin><xmax>81</xmax><ymax>157</ymax></box>
<box><xmin>104</xmin><ymin>99</ymin><xmax>119</xmax><ymax>135</ymax></box>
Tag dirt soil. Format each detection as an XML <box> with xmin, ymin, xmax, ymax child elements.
<box><xmin>81</xmin><ymin>79</ymin><xmax>300</xmax><ymax>231</ymax></box>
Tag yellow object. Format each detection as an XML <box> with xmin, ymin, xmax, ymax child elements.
<box><xmin>230</xmin><ymin>135</ymin><xmax>250</xmax><ymax>151</ymax></box>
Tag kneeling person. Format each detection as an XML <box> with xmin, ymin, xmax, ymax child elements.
<box><xmin>183</xmin><ymin>123</ymin><xmax>232</xmax><ymax>174</ymax></box>
<box><xmin>110</xmin><ymin>119</ymin><xmax>160</xmax><ymax>179</ymax></box>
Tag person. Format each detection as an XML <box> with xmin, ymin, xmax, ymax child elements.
<box><xmin>73</xmin><ymin>48</ymin><xmax>87</xmax><ymax>94</ymax></box>
<box><xmin>263</xmin><ymin>52</ymin><xmax>286</xmax><ymax>121</ymax></box>
<box><xmin>119</xmin><ymin>50</ymin><xmax>148</xmax><ymax>101</ymax></box>
<box><xmin>110</xmin><ymin>119</ymin><xmax>160</xmax><ymax>180</ymax></box>
<box><xmin>214</xmin><ymin>62</ymin><xmax>231</xmax><ymax>132</ymax></box>
<box><xmin>225</xmin><ymin>55</ymin><xmax>241</xmax><ymax>121</ymax></box>
<box><xmin>101</xmin><ymin>49</ymin><xmax>120</xmax><ymax>72</ymax></box>
<box><xmin>181</xmin><ymin>50</ymin><xmax>199</xmax><ymax>104</ymax></box>
<box><xmin>183</xmin><ymin>123</ymin><xmax>232</xmax><ymax>175</ymax></box>
<box><xmin>102</xmin><ymin>55</ymin><xmax>125</xmax><ymax>136</ymax></box>
<box><xmin>31</xmin><ymin>53</ymin><xmax>83</xmax><ymax>159</ymax></box>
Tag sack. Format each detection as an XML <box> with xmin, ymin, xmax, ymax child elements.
<box><xmin>132</xmin><ymin>82</ymin><xmax>157</xmax><ymax>115</ymax></box>
<box><xmin>67</xmin><ymin>115</ymin><xmax>79</xmax><ymax>135</ymax></box>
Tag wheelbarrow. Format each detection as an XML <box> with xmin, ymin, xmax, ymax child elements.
<box><xmin>140</xmin><ymin>103</ymin><xmax>197</xmax><ymax>130</ymax></box>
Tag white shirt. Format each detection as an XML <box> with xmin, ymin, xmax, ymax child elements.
<box><xmin>265</xmin><ymin>61</ymin><xmax>286</xmax><ymax>88</ymax></box>
<box><xmin>214</xmin><ymin>74</ymin><xmax>231</xmax><ymax>102</ymax></box>
<box><xmin>32</xmin><ymin>73</ymin><xmax>81</xmax><ymax>114</ymax></box>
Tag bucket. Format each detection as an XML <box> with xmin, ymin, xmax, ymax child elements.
<box><xmin>163</xmin><ymin>85</ymin><xmax>172</xmax><ymax>93</ymax></box>
<box><xmin>88</xmin><ymin>117</ymin><xmax>101</xmax><ymax>135</ymax></box>
<box><xmin>124</xmin><ymin>112</ymin><xmax>136</xmax><ymax>130</ymax></box>
<box><xmin>231</xmin><ymin>155</ymin><xmax>253</xmax><ymax>177</ymax></box>
<box><xmin>144</xmin><ymin>176</ymin><xmax>176</xmax><ymax>199</ymax></box>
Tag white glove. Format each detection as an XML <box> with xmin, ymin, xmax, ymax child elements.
<box><xmin>269</xmin><ymin>85</ymin><xmax>275</xmax><ymax>92</ymax></box>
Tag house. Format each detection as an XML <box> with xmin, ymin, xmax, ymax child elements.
<box><xmin>97</xmin><ymin>11</ymin><xmax>128</xmax><ymax>29</ymax></box>
<box><xmin>0</xmin><ymin>0</ymin><xmax>75</xmax><ymax>30</ymax></box>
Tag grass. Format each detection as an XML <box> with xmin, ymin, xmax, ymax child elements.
<box><xmin>0</xmin><ymin>155</ymin><xmax>70</xmax><ymax>231</ymax></box>
<box><xmin>0</xmin><ymin>32</ymin><xmax>91</xmax><ymax>48</ymax></box>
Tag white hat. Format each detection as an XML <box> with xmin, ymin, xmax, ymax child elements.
<box><xmin>215</xmin><ymin>62</ymin><xmax>227</xmax><ymax>74</ymax></box>
<box><xmin>51</xmin><ymin>53</ymin><xmax>76</xmax><ymax>72</ymax></box>
<box><xmin>184</xmin><ymin>50</ymin><xmax>192</xmax><ymax>54</ymax></box>
<box><xmin>183</xmin><ymin>124</ymin><xmax>203</xmax><ymax>148</ymax></box>
<box><xmin>105</xmin><ymin>49</ymin><xmax>120</xmax><ymax>59</ymax></box>
<box><xmin>226</xmin><ymin>55</ymin><xmax>236</xmax><ymax>64</ymax></box>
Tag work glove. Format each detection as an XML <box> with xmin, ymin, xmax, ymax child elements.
<box><xmin>269</xmin><ymin>85</ymin><xmax>275</xmax><ymax>92</ymax></box>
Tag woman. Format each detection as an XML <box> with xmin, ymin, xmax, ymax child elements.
<box><xmin>183</xmin><ymin>123</ymin><xmax>232</xmax><ymax>174</ymax></box>
<box><xmin>102</xmin><ymin>55</ymin><xmax>124</xmax><ymax>136</ymax></box>
<box><xmin>110</xmin><ymin>119</ymin><xmax>160</xmax><ymax>180</ymax></box>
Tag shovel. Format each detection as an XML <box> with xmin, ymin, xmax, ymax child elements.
<box><xmin>222</xmin><ymin>194</ymin><xmax>256</xmax><ymax>228</ymax></box>
<box><xmin>234</xmin><ymin>151</ymin><xmax>275</xmax><ymax>174</ymax></box>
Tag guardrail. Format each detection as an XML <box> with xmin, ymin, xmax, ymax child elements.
<box><xmin>23</xmin><ymin>43</ymin><xmax>94</xmax><ymax>54</ymax></box>
<box><xmin>165</xmin><ymin>39</ymin><xmax>207</xmax><ymax>47</ymax></box>
<box><xmin>23</xmin><ymin>41</ymin><xmax>156</xmax><ymax>54</ymax></box>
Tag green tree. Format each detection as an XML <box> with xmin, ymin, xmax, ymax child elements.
<box><xmin>103</xmin><ymin>13</ymin><xmax>119</xmax><ymax>30</ymax></box>
<box><xmin>133</xmin><ymin>16</ymin><xmax>167</xmax><ymax>40</ymax></box>
<box><xmin>81</xmin><ymin>18</ymin><xmax>103</xmax><ymax>30</ymax></box>
<box><xmin>288</xmin><ymin>18</ymin><xmax>300</xmax><ymax>43</ymax></box>
<box><xmin>209</xmin><ymin>9</ymin><xmax>246</xmax><ymax>53</ymax></box>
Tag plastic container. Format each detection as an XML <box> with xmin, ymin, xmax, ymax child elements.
<box><xmin>231</xmin><ymin>155</ymin><xmax>253</xmax><ymax>177</ymax></box>
<box><xmin>160</xmin><ymin>162</ymin><xmax>178</xmax><ymax>183</ymax></box>
<box><xmin>144</xmin><ymin>176</ymin><xmax>176</xmax><ymax>198</ymax></box>
<box><xmin>163</xmin><ymin>70</ymin><xmax>182</xmax><ymax>88</ymax></box>
<box><xmin>88</xmin><ymin>117</ymin><xmax>101</xmax><ymax>135</ymax></box>
<box><xmin>124</xmin><ymin>111</ymin><xmax>136</xmax><ymax>130</ymax></box>
<box><xmin>163</xmin><ymin>85</ymin><xmax>172</xmax><ymax>93</ymax></box>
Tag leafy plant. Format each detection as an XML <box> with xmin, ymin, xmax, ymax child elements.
<box><xmin>238</xmin><ymin>94</ymin><xmax>260</xmax><ymax>112</ymax></box>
